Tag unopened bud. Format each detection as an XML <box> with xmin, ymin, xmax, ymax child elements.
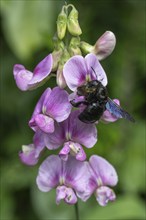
<box><xmin>52</xmin><ymin>40</ymin><xmax>64</xmax><ymax>72</ymax></box>
<box><xmin>57</xmin><ymin>6</ymin><xmax>67</xmax><ymax>40</ymax></box>
<box><xmin>80</xmin><ymin>41</ymin><xmax>94</xmax><ymax>54</ymax></box>
<box><xmin>56</xmin><ymin>49</ymin><xmax>70</xmax><ymax>88</ymax></box>
<box><xmin>93</xmin><ymin>31</ymin><xmax>116</xmax><ymax>60</ymax></box>
<box><xmin>56</xmin><ymin>65</ymin><xmax>67</xmax><ymax>89</ymax></box>
<box><xmin>67</xmin><ymin>6</ymin><xmax>82</xmax><ymax>36</ymax></box>
<box><xmin>52</xmin><ymin>50</ymin><xmax>63</xmax><ymax>72</ymax></box>
<box><xmin>68</xmin><ymin>37</ymin><xmax>82</xmax><ymax>56</ymax></box>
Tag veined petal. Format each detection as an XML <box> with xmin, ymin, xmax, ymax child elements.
<box><xmin>29</xmin><ymin>54</ymin><xmax>53</xmax><ymax>85</ymax></box>
<box><xmin>34</xmin><ymin>114</ymin><xmax>54</xmax><ymax>133</ymax></box>
<box><xmin>63</xmin><ymin>156</ymin><xmax>92</xmax><ymax>201</ymax></box>
<box><xmin>46</xmin><ymin>87</ymin><xmax>72</xmax><ymax>122</ymax></box>
<box><xmin>68</xmin><ymin>142</ymin><xmax>86</xmax><ymax>161</ymax></box>
<box><xmin>85</xmin><ymin>53</ymin><xmax>108</xmax><ymax>86</ymax></box>
<box><xmin>44</xmin><ymin>122</ymin><xmax>65</xmax><ymax>150</ymax></box>
<box><xmin>64</xmin><ymin>188</ymin><xmax>77</xmax><ymax>204</ymax></box>
<box><xmin>36</xmin><ymin>155</ymin><xmax>62</xmax><ymax>192</ymax></box>
<box><xmin>95</xmin><ymin>186</ymin><xmax>116</xmax><ymax>206</ymax></box>
<box><xmin>29</xmin><ymin>88</ymin><xmax>51</xmax><ymax>131</ymax></box>
<box><xmin>13</xmin><ymin>64</ymin><xmax>25</xmax><ymax>77</ymax></box>
<box><xmin>95</xmin><ymin>31</ymin><xmax>116</xmax><ymax>61</ymax></box>
<box><xmin>59</xmin><ymin>143</ymin><xmax>70</xmax><ymax>161</ymax></box>
<box><xmin>19</xmin><ymin>130</ymin><xmax>45</xmax><ymax>166</ymax></box>
<box><xmin>56</xmin><ymin>186</ymin><xmax>77</xmax><ymax>205</ymax></box>
<box><xmin>75</xmin><ymin>144</ymin><xmax>86</xmax><ymax>161</ymax></box>
<box><xmin>33</xmin><ymin>129</ymin><xmax>45</xmax><ymax>157</ymax></box>
<box><xmin>56</xmin><ymin>186</ymin><xmax>66</xmax><ymax>204</ymax></box>
<box><xmin>19</xmin><ymin>144</ymin><xmax>38</xmax><ymax>166</ymax></box>
<box><xmin>68</xmin><ymin>110</ymin><xmax>97</xmax><ymax>148</ymax></box>
<box><xmin>13</xmin><ymin>64</ymin><xmax>33</xmax><ymax>91</ymax></box>
<box><xmin>63</xmin><ymin>55</ymin><xmax>87</xmax><ymax>91</ymax></box>
<box><xmin>89</xmin><ymin>155</ymin><xmax>118</xmax><ymax>186</ymax></box>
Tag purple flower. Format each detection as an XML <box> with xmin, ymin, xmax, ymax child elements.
<box><xmin>86</xmin><ymin>155</ymin><xmax>118</xmax><ymax>206</ymax></box>
<box><xmin>29</xmin><ymin>87</ymin><xmax>72</xmax><ymax>133</ymax></box>
<box><xmin>80</xmin><ymin>31</ymin><xmax>116</xmax><ymax>60</ymax></box>
<box><xmin>63</xmin><ymin>53</ymin><xmax>107</xmax><ymax>91</ymax></box>
<box><xmin>19</xmin><ymin>130</ymin><xmax>45</xmax><ymax>166</ymax></box>
<box><xmin>93</xmin><ymin>31</ymin><xmax>116</xmax><ymax>60</ymax></box>
<box><xmin>36</xmin><ymin>155</ymin><xmax>90</xmax><ymax>204</ymax></box>
<box><xmin>43</xmin><ymin>110</ymin><xmax>97</xmax><ymax>161</ymax></box>
<box><xmin>13</xmin><ymin>54</ymin><xmax>53</xmax><ymax>91</ymax></box>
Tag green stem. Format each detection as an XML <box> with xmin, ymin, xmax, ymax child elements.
<box><xmin>74</xmin><ymin>202</ymin><xmax>79</xmax><ymax>220</ymax></box>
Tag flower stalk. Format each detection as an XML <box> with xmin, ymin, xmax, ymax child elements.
<box><xmin>75</xmin><ymin>202</ymin><xmax>79</xmax><ymax>220</ymax></box>
<box><xmin>12</xmin><ymin>2</ymin><xmax>130</xmax><ymax>218</ymax></box>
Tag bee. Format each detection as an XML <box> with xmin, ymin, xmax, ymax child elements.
<box><xmin>70</xmin><ymin>68</ymin><xmax>135</xmax><ymax>124</ymax></box>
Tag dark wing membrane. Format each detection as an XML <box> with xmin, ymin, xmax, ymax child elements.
<box><xmin>106</xmin><ymin>98</ymin><xmax>135</xmax><ymax>122</ymax></box>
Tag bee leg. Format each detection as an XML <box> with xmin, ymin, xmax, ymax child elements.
<box><xmin>70</xmin><ymin>100</ymin><xmax>88</xmax><ymax>107</ymax></box>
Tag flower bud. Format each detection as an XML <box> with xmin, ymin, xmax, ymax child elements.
<box><xmin>56</xmin><ymin>65</ymin><xmax>67</xmax><ymax>89</ymax></box>
<box><xmin>57</xmin><ymin>49</ymin><xmax>70</xmax><ymax>88</ymax></box>
<box><xmin>67</xmin><ymin>6</ymin><xmax>82</xmax><ymax>36</ymax></box>
<box><xmin>80</xmin><ymin>41</ymin><xmax>94</xmax><ymax>54</ymax></box>
<box><xmin>93</xmin><ymin>31</ymin><xmax>116</xmax><ymax>60</ymax></box>
<box><xmin>68</xmin><ymin>37</ymin><xmax>82</xmax><ymax>56</ymax></box>
<box><xmin>52</xmin><ymin>40</ymin><xmax>64</xmax><ymax>72</ymax></box>
<box><xmin>57</xmin><ymin>6</ymin><xmax>67</xmax><ymax>40</ymax></box>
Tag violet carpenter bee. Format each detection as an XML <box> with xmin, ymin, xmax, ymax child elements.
<box><xmin>70</xmin><ymin>68</ymin><xmax>135</xmax><ymax>124</ymax></box>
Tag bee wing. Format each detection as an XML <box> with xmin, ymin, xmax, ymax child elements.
<box><xmin>106</xmin><ymin>98</ymin><xmax>135</xmax><ymax>122</ymax></box>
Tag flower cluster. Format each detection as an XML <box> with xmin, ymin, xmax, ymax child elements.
<box><xmin>13</xmin><ymin>4</ymin><xmax>120</xmax><ymax>207</ymax></box>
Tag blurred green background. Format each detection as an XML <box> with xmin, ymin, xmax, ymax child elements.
<box><xmin>0</xmin><ymin>0</ymin><xmax>145</xmax><ymax>219</ymax></box>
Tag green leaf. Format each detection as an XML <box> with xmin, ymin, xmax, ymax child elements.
<box><xmin>0</xmin><ymin>1</ymin><xmax>55</xmax><ymax>60</ymax></box>
<box><xmin>82</xmin><ymin>195</ymin><xmax>145</xmax><ymax>220</ymax></box>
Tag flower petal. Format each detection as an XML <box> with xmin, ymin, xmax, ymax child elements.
<box><xmin>34</xmin><ymin>114</ymin><xmax>54</xmax><ymax>133</ymax></box>
<box><xmin>68</xmin><ymin>142</ymin><xmax>86</xmax><ymax>161</ymax></box>
<box><xmin>89</xmin><ymin>155</ymin><xmax>118</xmax><ymax>186</ymax></box>
<box><xmin>95</xmin><ymin>31</ymin><xmax>116</xmax><ymax>60</ymax></box>
<box><xmin>56</xmin><ymin>186</ymin><xmax>67</xmax><ymax>204</ymax></box>
<box><xmin>36</xmin><ymin>155</ymin><xmax>62</xmax><ymax>192</ymax></box>
<box><xmin>29</xmin><ymin>54</ymin><xmax>53</xmax><ymax>85</ymax></box>
<box><xmin>19</xmin><ymin>132</ymin><xmax>45</xmax><ymax>166</ymax></box>
<box><xmin>29</xmin><ymin>88</ymin><xmax>51</xmax><ymax>131</ymax></box>
<box><xmin>64</xmin><ymin>188</ymin><xmax>77</xmax><ymax>204</ymax></box>
<box><xmin>69</xmin><ymin>110</ymin><xmax>97</xmax><ymax>148</ymax></box>
<box><xmin>44</xmin><ymin>122</ymin><xmax>65</xmax><ymax>150</ymax></box>
<box><xmin>19</xmin><ymin>144</ymin><xmax>38</xmax><ymax>166</ymax></box>
<box><xmin>13</xmin><ymin>64</ymin><xmax>25</xmax><ymax>77</ymax></box>
<box><xmin>59</xmin><ymin>143</ymin><xmax>70</xmax><ymax>161</ymax></box>
<box><xmin>46</xmin><ymin>87</ymin><xmax>72</xmax><ymax>122</ymax></box>
<box><xmin>56</xmin><ymin>186</ymin><xmax>77</xmax><ymax>205</ymax></box>
<box><xmin>63</xmin><ymin>156</ymin><xmax>92</xmax><ymax>201</ymax></box>
<box><xmin>63</xmin><ymin>55</ymin><xmax>87</xmax><ymax>91</ymax></box>
<box><xmin>95</xmin><ymin>186</ymin><xmax>116</xmax><ymax>206</ymax></box>
<box><xmin>75</xmin><ymin>144</ymin><xmax>86</xmax><ymax>161</ymax></box>
<box><xmin>85</xmin><ymin>53</ymin><xmax>108</xmax><ymax>86</ymax></box>
<box><xmin>13</xmin><ymin>64</ymin><xmax>33</xmax><ymax>91</ymax></box>
<box><xmin>101</xmin><ymin>99</ymin><xmax>120</xmax><ymax>122</ymax></box>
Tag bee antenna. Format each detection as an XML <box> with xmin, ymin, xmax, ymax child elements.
<box><xmin>91</xmin><ymin>66</ymin><xmax>97</xmax><ymax>80</ymax></box>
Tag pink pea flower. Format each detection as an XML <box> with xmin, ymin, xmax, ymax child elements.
<box><xmin>13</xmin><ymin>54</ymin><xmax>53</xmax><ymax>91</ymax></box>
<box><xmin>29</xmin><ymin>87</ymin><xmax>72</xmax><ymax>134</ymax></box>
<box><xmin>63</xmin><ymin>53</ymin><xmax>107</xmax><ymax>91</ymax></box>
<box><xmin>36</xmin><ymin>155</ymin><xmax>91</xmax><ymax>204</ymax></box>
<box><xmin>19</xmin><ymin>130</ymin><xmax>45</xmax><ymax>166</ymax></box>
<box><xmin>85</xmin><ymin>155</ymin><xmax>118</xmax><ymax>206</ymax></box>
<box><xmin>63</xmin><ymin>54</ymin><xmax>120</xmax><ymax>123</ymax></box>
<box><xmin>43</xmin><ymin>110</ymin><xmax>97</xmax><ymax>161</ymax></box>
